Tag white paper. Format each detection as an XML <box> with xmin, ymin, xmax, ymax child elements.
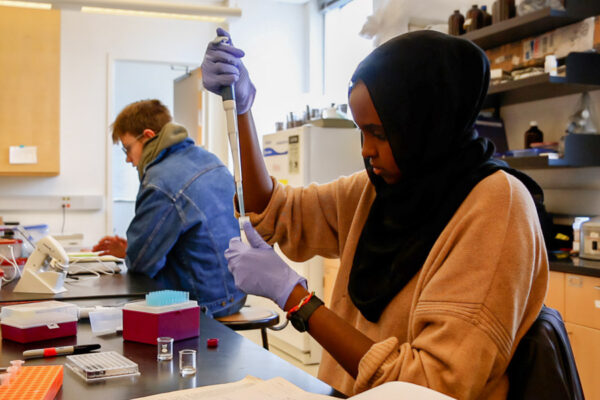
<box><xmin>351</xmin><ymin>381</ymin><xmax>455</xmax><ymax>400</ymax></box>
<box><xmin>9</xmin><ymin>145</ymin><xmax>37</xmax><ymax>164</ymax></box>
<box><xmin>132</xmin><ymin>376</ymin><xmax>456</xmax><ymax>400</ymax></box>
<box><xmin>132</xmin><ymin>376</ymin><xmax>334</xmax><ymax>400</ymax></box>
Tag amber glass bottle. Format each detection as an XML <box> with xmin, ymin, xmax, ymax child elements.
<box><xmin>448</xmin><ymin>10</ymin><xmax>465</xmax><ymax>36</ymax></box>
<box><xmin>465</xmin><ymin>5</ymin><xmax>483</xmax><ymax>32</ymax></box>
<box><xmin>498</xmin><ymin>0</ymin><xmax>516</xmax><ymax>21</ymax></box>
<box><xmin>480</xmin><ymin>5</ymin><xmax>492</xmax><ymax>26</ymax></box>
<box><xmin>524</xmin><ymin>121</ymin><xmax>544</xmax><ymax>148</ymax></box>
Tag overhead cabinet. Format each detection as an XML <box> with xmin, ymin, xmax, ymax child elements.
<box><xmin>0</xmin><ymin>7</ymin><xmax>61</xmax><ymax>176</ymax></box>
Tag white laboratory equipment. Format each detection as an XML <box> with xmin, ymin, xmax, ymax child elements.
<box><xmin>13</xmin><ymin>235</ymin><xmax>69</xmax><ymax>294</ymax></box>
<box><xmin>248</xmin><ymin>124</ymin><xmax>364</xmax><ymax>364</ymax></box>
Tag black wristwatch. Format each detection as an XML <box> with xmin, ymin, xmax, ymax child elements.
<box><xmin>287</xmin><ymin>295</ymin><xmax>324</xmax><ymax>332</ymax></box>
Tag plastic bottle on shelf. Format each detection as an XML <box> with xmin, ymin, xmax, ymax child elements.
<box><xmin>448</xmin><ymin>10</ymin><xmax>465</xmax><ymax>36</ymax></box>
<box><xmin>544</xmin><ymin>54</ymin><xmax>558</xmax><ymax>76</ymax></box>
<box><xmin>524</xmin><ymin>121</ymin><xmax>544</xmax><ymax>148</ymax></box>
<box><xmin>480</xmin><ymin>5</ymin><xmax>492</xmax><ymax>26</ymax></box>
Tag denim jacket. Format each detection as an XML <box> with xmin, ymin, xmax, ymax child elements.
<box><xmin>125</xmin><ymin>138</ymin><xmax>245</xmax><ymax>317</ymax></box>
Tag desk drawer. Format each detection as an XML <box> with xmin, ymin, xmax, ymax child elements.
<box><xmin>565</xmin><ymin>274</ymin><xmax>600</xmax><ymax>330</ymax></box>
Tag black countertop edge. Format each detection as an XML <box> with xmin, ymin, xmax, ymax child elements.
<box><xmin>549</xmin><ymin>258</ymin><xmax>600</xmax><ymax>278</ymax></box>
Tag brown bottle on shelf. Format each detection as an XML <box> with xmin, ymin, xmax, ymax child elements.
<box><xmin>480</xmin><ymin>5</ymin><xmax>492</xmax><ymax>27</ymax></box>
<box><xmin>524</xmin><ymin>121</ymin><xmax>544</xmax><ymax>148</ymax></box>
<box><xmin>492</xmin><ymin>1</ymin><xmax>500</xmax><ymax>24</ymax></box>
<box><xmin>464</xmin><ymin>5</ymin><xmax>483</xmax><ymax>32</ymax></box>
<box><xmin>498</xmin><ymin>0</ymin><xmax>516</xmax><ymax>21</ymax></box>
<box><xmin>448</xmin><ymin>9</ymin><xmax>465</xmax><ymax>36</ymax></box>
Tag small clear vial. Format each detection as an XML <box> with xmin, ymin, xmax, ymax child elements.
<box><xmin>179</xmin><ymin>349</ymin><xmax>197</xmax><ymax>376</ymax></box>
<box><xmin>0</xmin><ymin>373</ymin><xmax>10</xmax><ymax>386</ymax></box>
<box><xmin>157</xmin><ymin>337</ymin><xmax>174</xmax><ymax>361</ymax></box>
<box><xmin>9</xmin><ymin>360</ymin><xmax>24</xmax><ymax>372</ymax></box>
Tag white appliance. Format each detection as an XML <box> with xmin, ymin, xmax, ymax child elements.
<box><xmin>248</xmin><ymin>124</ymin><xmax>364</xmax><ymax>364</ymax></box>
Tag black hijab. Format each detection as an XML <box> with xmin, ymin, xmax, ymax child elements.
<box><xmin>348</xmin><ymin>31</ymin><xmax>547</xmax><ymax>322</ymax></box>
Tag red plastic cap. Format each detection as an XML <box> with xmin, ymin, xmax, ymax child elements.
<box><xmin>206</xmin><ymin>338</ymin><xmax>219</xmax><ymax>348</ymax></box>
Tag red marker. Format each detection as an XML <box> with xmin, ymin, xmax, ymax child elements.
<box><xmin>23</xmin><ymin>344</ymin><xmax>100</xmax><ymax>359</ymax></box>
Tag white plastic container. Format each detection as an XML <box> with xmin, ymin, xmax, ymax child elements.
<box><xmin>544</xmin><ymin>55</ymin><xmax>558</xmax><ymax>76</ymax></box>
<box><xmin>0</xmin><ymin>301</ymin><xmax>78</xmax><ymax>343</ymax></box>
<box><xmin>580</xmin><ymin>218</ymin><xmax>600</xmax><ymax>260</ymax></box>
<box><xmin>89</xmin><ymin>308</ymin><xmax>123</xmax><ymax>336</ymax></box>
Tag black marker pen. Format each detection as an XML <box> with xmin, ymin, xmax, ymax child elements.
<box><xmin>23</xmin><ymin>344</ymin><xmax>101</xmax><ymax>359</ymax></box>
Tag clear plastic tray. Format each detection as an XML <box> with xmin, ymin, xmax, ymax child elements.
<box><xmin>123</xmin><ymin>299</ymin><xmax>198</xmax><ymax>314</ymax></box>
<box><xmin>0</xmin><ymin>301</ymin><xmax>78</xmax><ymax>328</ymax></box>
<box><xmin>66</xmin><ymin>351</ymin><xmax>140</xmax><ymax>382</ymax></box>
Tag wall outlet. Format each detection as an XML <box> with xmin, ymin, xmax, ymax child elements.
<box><xmin>0</xmin><ymin>195</ymin><xmax>103</xmax><ymax>211</ymax></box>
<box><xmin>61</xmin><ymin>196</ymin><xmax>71</xmax><ymax>209</ymax></box>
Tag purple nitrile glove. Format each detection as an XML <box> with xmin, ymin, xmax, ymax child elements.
<box><xmin>201</xmin><ymin>27</ymin><xmax>256</xmax><ymax>115</ymax></box>
<box><xmin>224</xmin><ymin>222</ymin><xmax>307</xmax><ymax>309</ymax></box>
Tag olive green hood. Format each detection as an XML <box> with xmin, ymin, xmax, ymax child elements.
<box><xmin>137</xmin><ymin>122</ymin><xmax>188</xmax><ymax>179</ymax></box>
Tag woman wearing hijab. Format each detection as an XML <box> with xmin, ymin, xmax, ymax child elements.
<box><xmin>201</xmin><ymin>29</ymin><xmax>548</xmax><ymax>399</ymax></box>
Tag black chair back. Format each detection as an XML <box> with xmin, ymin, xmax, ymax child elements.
<box><xmin>507</xmin><ymin>305</ymin><xmax>584</xmax><ymax>399</ymax></box>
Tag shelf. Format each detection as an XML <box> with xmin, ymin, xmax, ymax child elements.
<box><xmin>461</xmin><ymin>8</ymin><xmax>577</xmax><ymax>50</ymax></box>
<box><xmin>484</xmin><ymin>74</ymin><xmax>599</xmax><ymax>108</ymax></box>
<box><xmin>483</xmin><ymin>52</ymin><xmax>600</xmax><ymax>108</ymax></box>
<box><xmin>500</xmin><ymin>156</ymin><xmax>567</xmax><ymax>169</ymax></box>
<box><xmin>461</xmin><ymin>2</ymin><xmax>600</xmax><ymax>50</ymax></box>
<box><xmin>500</xmin><ymin>156</ymin><xmax>600</xmax><ymax>170</ymax></box>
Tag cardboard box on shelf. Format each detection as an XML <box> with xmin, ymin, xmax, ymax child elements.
<box><xmin>485</xmin><ymin>16</ymin><xmax>600</xmax><ymax>72</ymax></box>
<box><xmin>522</xmin><ymin>17</ymin><xmax>598</xmax><ymax>64</ymax></box>
<box><xmin>486</xmin><ymin>41</ymin><xmax>523</xmax><ymax>72</ymax></box>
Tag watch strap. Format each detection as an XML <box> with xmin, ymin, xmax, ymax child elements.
<box><xmin>287</xmin><ymin>294</ymin><xmax>324</xmax><ymax>332</ymax></box>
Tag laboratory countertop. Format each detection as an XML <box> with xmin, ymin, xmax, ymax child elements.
<box><xmin>549</xmin><ymin>257</ymin><xmax>600</xmax><ymax>278</ymax></box>
<box><xmin>0</xmin><ymin>266</ymin><xmax>160</xmax><ymax>304</ymax></box>
<box><xmin>0</xmin><ymin>305</ymin><xmax>341</xmax><ymax>399</ymax></box>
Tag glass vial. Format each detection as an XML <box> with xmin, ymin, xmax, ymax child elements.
<box><xmin>157</xmin><ymin>337</ymin><xmax>174</xmax><ymax>361</ymax></box>
<box><xmin>179</xmin><ymin>349</ymin><xmax>197</xmax><ymax>376</ymax></box>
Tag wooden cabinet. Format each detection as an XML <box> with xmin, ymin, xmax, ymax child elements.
<box><xmin>545</xmin><ymin>271</ymin><xmax>600</xmax><ymax>399</ymax></box>
<box><xmin>565</xmin><ymin>274</ymin><xmax>600</xmax><ymax>330</ymax></box>
<box><xmin>565</xmin><ymin>322</ymin><xmax>600</xmax><ymax>400</ymax></box>
<box><xmin>0</xmin><ymin>6</ymin><xmax>61</xmax><ymax>176</ymax></box>
<box><xmin>546</xmin><ymin>270</ymin><xmax>566</xmax><ymax>316</ymax></box>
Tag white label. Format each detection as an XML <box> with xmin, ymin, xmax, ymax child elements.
<box><xmin>9</xmin><ymin>146</ymin><xmax>37</xmax><ymax>164</ymax></box>
<box><xmin>595</xmin><ymin>300</ymin><xmax>600</xmax><ymax>309</ymax></box>
<box><xmin>288</xmin><ymin>135</ymin><xmax>300</xmax><ymax>174</ymax></box>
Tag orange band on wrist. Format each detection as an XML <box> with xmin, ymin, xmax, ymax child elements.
<box><xmin>286</xmin><ymin>291</ymin><xmax>314</xmax><ymax>319</ymax></box>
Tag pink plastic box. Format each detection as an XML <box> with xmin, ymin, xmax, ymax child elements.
<box><xmin>122</xmin><ymin>300</ymin><xmax>200</xmax><ymax>345</ymax></box>
<box><xmin>0</xmin><ymin>301</ymin><xmax>78</xmax><ymax>343</ymax></box>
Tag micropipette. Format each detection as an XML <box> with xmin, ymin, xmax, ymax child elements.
<box><xmin>212</xmin><ymin>36</ymin><xmax>250</xmax><ymax>239</ymax></box>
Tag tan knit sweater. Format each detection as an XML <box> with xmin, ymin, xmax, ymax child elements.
<box><xmin>249</xmin><ymin>170</ymin><xmax>548</xmax><ymax>399</ymax></box>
